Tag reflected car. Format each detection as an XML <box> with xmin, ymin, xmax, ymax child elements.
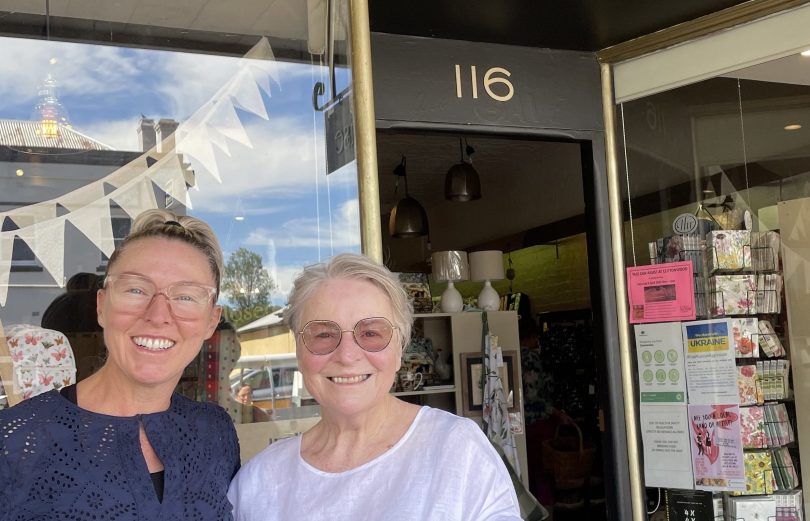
<box><xmin>230</xmin><ymin>354</ymin><xmax>313</xmax><ymax>411</ymax></box>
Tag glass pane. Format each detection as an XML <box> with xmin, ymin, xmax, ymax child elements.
<box><xmin>0</xmin><ymin>2</ymin><xmax>359</xmax><ymax>433</ymax></box>
<box><xmin>618</xmin><ymin>50</ymin><xmax>810</xmax><ymax>508</ymax></box>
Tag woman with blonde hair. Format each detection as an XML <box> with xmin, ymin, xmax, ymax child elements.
<box><xmin>1</xmin><ymin>209</ymin><xmax>239</xmax><ymax>520</ymax></box>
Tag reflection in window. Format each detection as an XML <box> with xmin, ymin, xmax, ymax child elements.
<box><xmin>0</xmin><ymin>8</ymin><xmax>357</xmax><ymax>433</ymax></box>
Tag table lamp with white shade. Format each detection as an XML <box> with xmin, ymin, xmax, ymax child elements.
<box><xmin>431</xmin><ymin>251</ymin><xmax>469</xmax><ymax>313</ymax></box>
<box><xmin>470</xmin><ymin>250</ymin><xmax>505</xmax><ymax>311</ymax></box>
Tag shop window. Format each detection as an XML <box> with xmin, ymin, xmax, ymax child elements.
<box><xmin>0</xmin><ymin>0</ymin><xmax>358</xmax><ymax>442</ymax></box>
<box><xmin>618</xmin><ymin>50</ymin><xmax>810</xmax><ymax>519</ymax></box>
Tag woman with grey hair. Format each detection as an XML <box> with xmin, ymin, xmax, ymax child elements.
<box><xmin>228</xmin><ymin>252</ymin><xmax>521</xmax><ymax>520</ymax></box>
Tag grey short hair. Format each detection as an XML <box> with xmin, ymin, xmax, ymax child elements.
<box><xmin>106</xmin><ymin>209</ymin><xmax>224</xmax><ymax>296</ymax></box>
<box><xmin>285</xmin><ymin>253</ymin><xmax>413</xmax><ymax>348</ymax></box>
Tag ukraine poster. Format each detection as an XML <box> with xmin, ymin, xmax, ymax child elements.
<box><xmin>683</xmin><ymin>319</ymin><xmax>738</xmax><ymax>404</ymax></box>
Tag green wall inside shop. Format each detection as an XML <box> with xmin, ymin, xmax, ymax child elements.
<box><xmin>429</xmin><ymin>234</ymin><xmax>591</xmax><ymax>317</ymax></box>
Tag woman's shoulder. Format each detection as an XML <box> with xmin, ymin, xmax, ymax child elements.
<box><xmin>0</xmin><ymin>390</ymin><xmax>64</xmax><ymax>425</ymax></box>
<box><xmin>416</xmin><ymin>406</ymin><xmax>482</xmax><ymax>435</ymax></box>
<box><xmin>171</xmin><ymin>394</ymin><xmax>233</xmax><ymax>423</ymax></box>
<box><xmin>411</xmin><ymin>407</ymin><xmax>492</xmax><ymax>452</ymax></box>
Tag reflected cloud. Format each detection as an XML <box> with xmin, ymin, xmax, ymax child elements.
<box><xmin>266</xmin><ymin>263</ymin><xmax>304</xmax><ymax>303</ymax></box>
<box><xmin>81</xmin><ymin>118</ymin><xmax>141</xmax><ymax>151</ymax></box>
<box><xmin>245</xmin><ymin>198</ymin><xmax>361</xmax><ymax>250</ymax></box>
<box><xmin>188</xmin><ymin>118</ymin><xmax>357</xmax><ymax>210</ymax></box>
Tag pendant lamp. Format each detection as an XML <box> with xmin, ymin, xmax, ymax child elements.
<box><xmin>445</xmin><ymin>139</ymin><xmax>482</xmax><ymax>201</ymax></box>
<box><xmin>389</xmin><ymin>156</ymin><xmax>429</xmax><ymax>238</ymax></box>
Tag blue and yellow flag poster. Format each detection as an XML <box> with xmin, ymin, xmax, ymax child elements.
<box><xmin>683</xmin><ymin>319</ymin><xmax>738</xmax><ymax>405</ymax></box>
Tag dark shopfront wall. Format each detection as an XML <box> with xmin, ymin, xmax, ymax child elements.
<box><xmin>370</xmin><ymin>32</ymin><xmax>630</xmax><ymax>520</ymax></box>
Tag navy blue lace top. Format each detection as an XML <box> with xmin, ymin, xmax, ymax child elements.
<box><xmin>0</xmin><ymin>389</ymin><xmax>240</xmax><ymax>520</ymax></box>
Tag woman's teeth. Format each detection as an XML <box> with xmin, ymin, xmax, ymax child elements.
<box><xmin>330</xmin><ymin>375</ymin><xmax>370</xmax><ymax>384</ymax></box>
<box><xmin>132</xmin><ymin>336</ymin><xmax>175</xmax><ymax>351</ymax></box>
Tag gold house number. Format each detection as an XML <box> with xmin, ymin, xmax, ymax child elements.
<box><xmin>454</xmin><ymin>65</ymin><xmax>514</xmax><ymax>102</ymax></box>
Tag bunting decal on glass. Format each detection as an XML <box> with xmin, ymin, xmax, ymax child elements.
<box><xmin>68</xmin><ymin>200</ymin><xmax>115</xmax><ymax>257</ymax></box>
<box><xmin>175</xmin><ymin>37</ymin><xmax>277</xmax><ymax>181</ymax></box>
<box><xmin>5</xmin><ymin>203</ymin><xmax>57</xmax><ymax>231</ymax></box>
<box><xmin>147</xmin><ymin>155</ymin><xmax>192</xmax><ymax>210</ymax></box>
<box><xmin>16</xmin><ymin>219</ymin><xmax>66</xmax><ymax>287</ymax></box>
<box><xmin>0</xmin><ymin>37</ymin><xmax>279</xmax><ymax>306</ymax></box>
<box><xmin>111</xmin><ymin>177</ymin><xmax>159</xmax><ymax>220</ymax></box>
<box><xmin>0</xmin><ymin>235</ymin><xmax>13</xmax><ymax>307</ymax></box>
<box><xmin>56</xmin><ymin>182</ymin><xmax>107</xmax><ymax>213</ymax></box>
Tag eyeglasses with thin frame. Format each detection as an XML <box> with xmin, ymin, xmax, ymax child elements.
<box><xmin>299</xmin><ymin>317</ymin><xmax>399</xmax><ymax>355</ymax></box>
<box><xmin>103</xmin><ymin>273</ymin><xmax>217</xmax><ymax>320</ymax></box>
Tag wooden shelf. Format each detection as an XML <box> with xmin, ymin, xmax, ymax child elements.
<box><xmin>393</xmin><ymin>386</ymin><xmax>456</xmax><ymax>397</ymax></box>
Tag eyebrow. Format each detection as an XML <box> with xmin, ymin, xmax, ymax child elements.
<box><xmin>113</xmin><ymin>271</ymin><xmax>214</xmax><ymax>287</ymax></box>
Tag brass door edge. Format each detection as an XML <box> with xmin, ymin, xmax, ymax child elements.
<box><xmin>597</xmin><ymin>0</ymin><xmax>809</xmax><ymax>64</ymax></box>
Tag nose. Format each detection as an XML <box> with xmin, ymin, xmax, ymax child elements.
<box><xmin>142</xmin><ymin>291</ymin><xmax>173</xmax><ymax>323</ymax></box>
<box><xmin>332</xmin><ymin>329</ymin><xmax>364</xmax><ymax>361</ymax></box>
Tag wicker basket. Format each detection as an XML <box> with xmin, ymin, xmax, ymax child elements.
<box><xmin>541</xmin><ymin>420</ymin><xmax>596</xmax><ymax>488</ymax></box>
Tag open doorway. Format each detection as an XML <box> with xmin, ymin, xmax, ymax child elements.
<box><xmin>377</xmin><ymin>128</ymin><xmax>610</xmax><ymax>519</ymax></box>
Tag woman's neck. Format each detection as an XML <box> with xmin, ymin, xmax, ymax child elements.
<box><xmin>76</xmin><ymin>366</ymin><xmax>173</xmax><ymax>416</ymax></box>
<box><xmin>301</xmin><ymin>397</ymin><xmax>420</xmax><ymax>472</ymax></box>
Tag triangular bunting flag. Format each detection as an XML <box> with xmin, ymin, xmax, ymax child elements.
<box><xmin>175</xmin><ymin>125</ymin><xmax>221</xmax><ymax>182</ymax></box>
<box><xmin>243</xmin><ymin>37</ymin><xmax>279</xmax><ymax>90</ymax></box>
<box><xmin>7</xmin><ymin>203</ymin><xmax>57</xmax><ymax>230</ymax></box>
<box><xmin>111</xmin><ymin>177</ymin><xmax>159</xmax><ymax>220</ymax></box>
<box><xmin>0</xmin><ymin>234</ymin><xmax>13</xmax><ymax>307</ymax></box>
<box><xmin>229</xmin><ymin>69</ymin><xmax>270</xmax><ymax>120</ymax></box>
<box><xmin>209</xmin><ymin>99</ymin><xmax>252</xmax><ymax>149</ymax></box>
<box><xmin>17</xmin><ymin>219</ymin><xmax>66</xmax><ymax>287</ymax></box>
<box><xmin>106</xmin><ymin>156</ymin><xmax>150</xmax><ymax>188</ymax></box>
<box><xmin>148</xmin><ymin>155</ymin><xmax>190</xmax><ymax>209</ymax></box>
<box><xmin>58</xmin><ymin>181</ymin><xmax>107</xmax><ymax>213</ymax></box>
<box><xmin>67</xmin><ymin>199</ymin><xmax>115</xmax><ymax>257</ymax></box>
<box><xmin>244</xmin><ymin>36</ymin><xmax>276</xmax><ymax>61</ymax></box>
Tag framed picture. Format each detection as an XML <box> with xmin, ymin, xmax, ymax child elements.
<box><xmin>459</xmin><ymin>350</ymin><xmax>517</xmax><ymax>416</ymax></box>
<box><xmin>395</xmin><ymin>272</ymin><xmax>433</xmax><ymax>313</ymax></box>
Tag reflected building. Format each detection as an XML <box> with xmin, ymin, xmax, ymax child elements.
<box><xmin>0</xmin><ymin>76</ymin><xmax>183</xmax><ymax>326</ymax></box>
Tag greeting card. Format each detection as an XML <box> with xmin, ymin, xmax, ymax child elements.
<box><xmin>740</xmin><ymin>406</ymin><xmax>767</xmax><ymax>448</ymax></box>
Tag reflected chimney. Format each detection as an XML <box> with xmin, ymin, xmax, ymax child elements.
<box><xmin>154</xmin><ymin>119</ymin><xmax>179</xmax><ymax>153</ymax></box>
<box><xmin>138</xmin><ymin>116</ymin><xmax>156</xmax><ymax>152</ymax></box>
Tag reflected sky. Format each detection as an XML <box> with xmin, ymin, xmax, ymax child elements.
<box><xmin>0</xmin><ymin>36</ymin><xmax>360</xmax><ymax>306</ymax></box>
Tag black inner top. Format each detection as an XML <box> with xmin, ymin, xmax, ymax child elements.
<box><xmin>59</xmin><ymin>384</ymin><xmax>165</xmax><ymax>503</ymax></box>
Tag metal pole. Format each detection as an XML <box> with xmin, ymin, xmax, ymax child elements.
<box><xmin>348</xmin><ymin>0</ymin><xmax>383</xmax><ymax>263</ymax></box>
<box><xmin>600</xmin><ymin>62</ymin><xmax>646</xmax><ymax>521</ymax></box>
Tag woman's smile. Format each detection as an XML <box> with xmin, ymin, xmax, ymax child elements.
<box><xmin>329</xmin><ymin>374</ymin><xmax>371</xmax><ymax>385</ymax></box>
<box><xmin>131</xmin><ymin>335</ymin><xmax>176</xmax><ymax>351</ymax></box>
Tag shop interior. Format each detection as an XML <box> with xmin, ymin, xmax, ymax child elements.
<box><xmin>375</xmin><ymin>129</ymin><xmax>608</xmax><ymax>518</ymax></box>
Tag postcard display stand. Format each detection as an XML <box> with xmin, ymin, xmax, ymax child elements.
<box><xmin>639</xmin><ymin>230</ymin><xmax>803</xmax><ymax>521</ymax></box>
<box><xmin>397</xmin><ymin>311</ymin><xmax>529</xmax><ymax>489</ymax></box>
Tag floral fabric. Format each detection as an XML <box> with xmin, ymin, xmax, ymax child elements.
<box><xmin>481</xmin><ymin>313</ymin><xmax>520</xmax><ymax>478</ymax></box>
<box><xmin>5</xmin><ymin>324</ymin><xmax>75</xmax><ymax>400</ymax></box>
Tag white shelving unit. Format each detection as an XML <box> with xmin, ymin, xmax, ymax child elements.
<box><xmin>408</xmin><ymin>310</ymin><xmax>530</xmax><ymax>488</ymax></box>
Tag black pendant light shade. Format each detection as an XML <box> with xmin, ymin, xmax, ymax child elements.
<box><xmin>445</xmin><ymin>139</ymin><xmax>482</xmax><ymax>201</ymax></box>
<box><xmin>445</xmin><ymin>162</ymin><xmax>482</xmax><ymax>201</ymax></box>
<box><xmin>389</xmin><ymin>156</ymin><xmax>429</xmax><ymax>238</ymax></box>
<box><xmin>389</xmin><ymin>195</ymin><xmax>429</xmax><ymax>237</ymax></box>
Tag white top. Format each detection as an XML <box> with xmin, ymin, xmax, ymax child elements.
<box><xmin>228</xmin><ymin>406</ymin><xmax>522</xmax><ymax>521</ymax></box>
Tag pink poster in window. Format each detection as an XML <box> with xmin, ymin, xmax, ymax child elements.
<box><xmin>687</xmin><ymin>404</ymin><xmax>745</xmax><ymax>492</ymax></box>
<box><xmin>627</xmin><ymin>261</ymin><xmax>696</xmax><ymax>323</ymax></box>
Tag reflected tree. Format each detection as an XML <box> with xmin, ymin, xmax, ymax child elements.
<box><xmin>221</xmin><ymin>247</ymin><xmax>277</xmax><ymax>327</ymax></box>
